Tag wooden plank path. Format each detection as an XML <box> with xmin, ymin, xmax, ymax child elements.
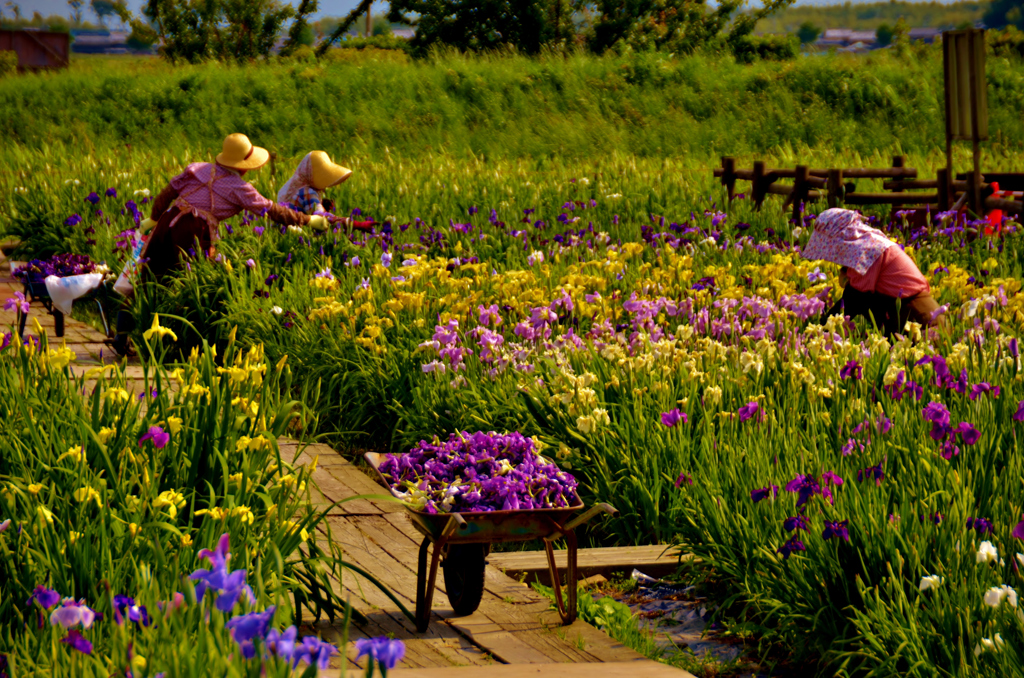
<box><xmin>0</xmin><ymin>261</ymin><xmax>693</xmax><ymax>676</ymax></box>
<box><xmin>490</xmin><ymin>545</ymin><xmax>683</xmax><ymax>586</ymax></box>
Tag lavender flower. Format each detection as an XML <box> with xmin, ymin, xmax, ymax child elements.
<box><xmin>61</xmin><ymin>629</ymin><xmax>92</xmax><ymax>655</ymax></box>
<box><xmin>355</xmin><ymin>636</ymin><xmax>406</xmax><ymax>672</ymax></box>
<box><xmin>660</xmin><ymin>409</ymin><xmax>687</xmax><ymax>427</ymax></box>
<box><xmin>751</xmin><ymin>485</ymin><xmax>779</xmax><ymax>503</ymax></box>
<box><xmin>822</xmin><ymin>520</ymin><xmax>850</xmax><ymax>542</ymax></box>
<box><xmin>139</xmin><ymin>425</ymin><xmax>169</xmax><ymax>449</ymax></box>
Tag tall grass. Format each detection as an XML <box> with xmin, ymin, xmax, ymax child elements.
<box><xmin>1</xmin><ymin>47</ymin><xmax>1023</xmax><ymax>164</ymax></box>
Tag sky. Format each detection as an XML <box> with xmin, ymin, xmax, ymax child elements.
<box><xmin>14</xmin><ymin>0</ymin><xmax>975</xmax><ymax>22</ymax></box>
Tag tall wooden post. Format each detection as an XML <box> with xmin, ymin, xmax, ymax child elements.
<box><xmin>827</xmin><ymin>169</ymin><xmax>843</xmax><ymax>208</ymax></box>
<box><xmin>752</xmin><ymin>161</ymin><xmax>766</xmax><ymax>210</ymax></box>
<box><xmin>366</xmin><ymin>1</ymin><xmax>372</xmax><ymax>37</ymax></box>
<box><xmin>721</xmin><ymin>156</ymin><xmax>736</xmax><ymax>203</ymax></box>
<box><xmin>792</xmin><ymin>165</ymin><xmax>809</xmax><ymax>224</ymax></box>
<box><xmin>890</xmin><ymin>156</ymin><xmax>905</xmax><ymax>193</ymax></box>
<box><xmin>937</xmin><ymin>167</ymin><xmax>950</xmax><ymax>210</ymax></box>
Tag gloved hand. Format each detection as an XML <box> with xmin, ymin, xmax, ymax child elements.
<box><xmin>351</xmin><ymin>220</ymin><xmax>375</xmax><ymax>231</ymax></box>
<box><xmin>308</xmin><ymin>215</ymin><xmax>329</xmax><ymax>233</ymax></box>
<box><xmin>139</xmin><ymin>217</ymin><xmax>158</xmax><ymax>235</ymax></box>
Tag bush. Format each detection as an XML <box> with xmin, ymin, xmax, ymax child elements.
<box><xmin>0</xmin><ymin>50</ymin><xmax>17</xmax><ymax>77</ymax></box>
<box><xmin>989</xmin><ymin>26</ymin><xmax>1024</xmax><ymax>59</ymax></box>
<box><xmin>731</xmin><ymin>33</ymin><xmax>799</xmax><ymax>63</ymax></box>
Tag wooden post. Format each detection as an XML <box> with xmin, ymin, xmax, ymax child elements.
<box><xmin>890</xmin><ymin>156</ymin><xmax>905</xmax><ymax>193</ymax></box>
<box><xmin>752</xmin><ymin>160</ymin><xmax>766</xmax><ymax>210</ymax></box>
<box><xmin>942</xmin><ymin>34</ymin><xmax>955</xmax><ymax>193</ymax></box>
<box><xmin>827</xmin><ymin>169</ymin><xmax>843</xmax><ymax>208</ymax></box>
<box><xmin>366</xmin><ymin>0</ymin><xmax>372</xmax><ymax>37</ymax></box>
<box><xmin>968</xmin><ymin>35</ymin><xmax>982</xmax><ymax>214</ymax></box>
<box><xmin>792</xmin><ymin>165</ymin><xmax>809</xmax><ymax>224</ymax></box>
<box><xmin>721</xmin><ymin>156</ymin><xmax>736</xmax><ymax>203</ymax></box>
<box><xmin>937</xmin><ymin>168</ymin><xmax>950</xmax><ymax>209</ymax></box>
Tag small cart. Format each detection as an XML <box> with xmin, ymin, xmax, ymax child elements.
<box><xmin>365</xmin><ymin>452</ymin><xmax>617</xmax><ymax>633</ymax></box>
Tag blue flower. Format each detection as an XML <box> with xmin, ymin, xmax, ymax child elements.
<box><xmin>85</xmin><ymin>192</ymin><xmax>100</xmax><ymax>205</ymax></box>
<box><xmin>225</xmin><ymin>607</ymin><xmax>276</xmax><ymax>659</ymax></box>
<box><xmin>356</xmin><ymin>636</ymin><xmax>405</xmax><ymax>671</ymax></box>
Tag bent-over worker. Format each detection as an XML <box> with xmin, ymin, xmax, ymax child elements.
<box><xmin>277</xmin><ymin>151</ymin><xmax>375</xmax><ymax>232</ymax></box>
<box><xmin>802</xmin><ymin>208</ymin><xmax>941</xmax><ymax>336</ymax></box>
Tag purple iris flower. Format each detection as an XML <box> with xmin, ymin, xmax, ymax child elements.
<box><xmin>26</xmin><ymin>586</ymin><xmax>61</xmax><ymax>609</ymax></box>
<box><xmin>139</xmin><ymin>425</ymin><xmax>169</xmax><ymax>449</ymax></box>
<box><xmin>921</xmin><ymin>402</ymin><xmax>950</xmax><ymax>426</ymax></box>
<box><xmin>821</xmin><ymin>471</ymin><xmax>844</xmax><ymax>487</ymax></box>
<box><xmin>190</xmin><ymin>533</ymin><xmax>255</xmax><ymax>612</ymax></box>
<box><xmin>661</xmin><ymin>409</ymin><xmax>687</xmax><ymax>427</ymax></box>
<box><xmin>1012</xmin><ymin>515</ymin><xmax>1024</xmax><ymax>541</ymax></box>
<box><xmin>955</xmin><ymin>422</ymin><xmax>981</xmax><ymax>445</ymax></box>
<box><xmin>784</xmin><ymin>474</ymin><xmax>833</xmax><ymax>507</ymax></box>
<box><xmin>822</xmin><ymin>519</ymin><xmax>850</xmax><ymax>542</ymax></box>
<box><xmin>784</xmin><ymin>516</ymin><xmax>810</xmax><ymax>532</ymax></box>
<box><xmin>969</xmin><ymin>383</ymin><xmax>1000</xmax><ymax>401</ymax></box>
<box><xmin>777</xmin><ymin>536</ymin><xmax>806</xmax><ymax>560</ymax></box>
<box><xmin>1014</xmin><ymin>401</ymin><xmax>1024</xmax><ymax>422</ymax></box>
<box><xmin>294</xmin><ymin>636</ymin><xmax>338</xmax><ymax>670</ymax></box>
<box><xmin>61</xmin><ymin>629</ymin><xmax>92</xmax><ymax>655</ymax></box>
<box><xmin>751</xmin><ymin>485</ymin><xmax>778</xmax><ymax>503</ymax></box>
<box><xmin>674</xmin><ymin>472</ymin><xmax>693</xmax><ymax>488</ymax></box>
<box><xmin>64</xmin><ymin>214</ymin><xmax>82</xmax><ymax>227</ymax></box>
<box><xmin>967</xmin><ymin>517</ymin><xmax>994</xmax><ymax>535</ymax></box>
<box><xmin>85</xmin><ymin>192</ymin><xmax>100</xmax><ymax>205</ymax></box>
<box><xmin>266</xmin><ymin>626</ymin><xmax>298</xmax><ymax>661</ymax></box>
<box><xmin>737</xmin><ymin>401</ymin><xmax>760</xmax><ymax>423</ymax></box>
<box><xmin>225</xmin><ymin>606</ymin><xmax>276</xmax><ymax>658</ymax></box>
<box><xmin>105</xmin><ymin>187</ymin><xmax>117</xmax><ymax>198</ymax></box>
<box><xmin>839</xmin><ymin>360</ymin><xmax>862</xmax><ymax>381</ymax></box>
<box><xmin>49</xmin><ymin>599</ymin><xmax>96</xmax><ymax>629</ymax></box>
<box><xmin>856</xmin><ymin>459</ymin><xmax>885</xmax><ymax>486</ymax></box>
<box><xmin>355</xmin><ymin>636</ymin><xmax>406</xmax><ymax>671</ymax></box>
<box><xmin>113</xmin><ymin>595</ymin><xmax>150</xmax><ymax>626</ymax></box>
<box><xmin>0</xmin><ymin>519</ymin><xmax>9</xmax><ymax>533</ymax></box>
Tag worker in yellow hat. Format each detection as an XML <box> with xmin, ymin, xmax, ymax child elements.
<box><xmin>278</xmin><ymin>151</ymin><xmax>375</xmax><ymax>232</ymax></box>
<box><xmin>108</xmin><ymin>133</ymin><xmax>322</xmax><ymax>355</ymax></box>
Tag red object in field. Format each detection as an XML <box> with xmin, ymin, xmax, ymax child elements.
<box><xmin>985</xmin><ymin>182</ymin><xmax>1004</xmax><ymax>236</ymax></box>
<box><xmin>351</xmin><ymin>220</ymin><xmax>376</xmax><ymax>231</ymax></box>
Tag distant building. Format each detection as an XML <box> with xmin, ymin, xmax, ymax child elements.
<box><xmin>70</xmin><ymin>29</ymin><xmax>141</xmax><ymax>54</ymax></box>
<box><xmin>391</xmin><ymin>28</ymin><xmax>415</xmax><ymax>39</ymax></box>
<box><xmin>815</xmin><ymin>26</ymin><xmax>942</xmax><ymax>51</ymax></box>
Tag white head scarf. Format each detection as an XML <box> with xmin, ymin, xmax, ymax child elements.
<box><xmin>802</xmin><ymin>208</ymin><xmax>895</xmax><ymax>275</ymax></box>
<box><xmin>277</xmin><ymin>153</ymin><xmax>315</xmax><ymax>205</ymax></box>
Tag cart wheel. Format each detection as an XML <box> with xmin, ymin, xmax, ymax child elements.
<box><xmin>442</xmin><ymin>544</ymin><xmax>487</xmax><ymax>616</ymax></box>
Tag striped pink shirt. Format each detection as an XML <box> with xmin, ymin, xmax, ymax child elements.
<box><xmin>169</xmin><ymin>163</ymin><xmax>275</xmax><ymax>229</ymax></box>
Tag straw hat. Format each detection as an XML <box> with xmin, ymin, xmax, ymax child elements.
<box><xmin>309</xmin><ymin>151</ymin><xmax>352</xmax><ymax>190</ymax></box>
<box><xmin>215</xmin><ymin>133</ymin><xmax>270</xmax><ymax>171</ymax></box>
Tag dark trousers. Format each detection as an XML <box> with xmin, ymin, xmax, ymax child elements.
<box><xmin>825</xmin><ymin>285</ymin><xmax>939</xmax><ymax>336</ymax></box>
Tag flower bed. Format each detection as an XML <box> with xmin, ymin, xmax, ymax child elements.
<box><xmin>377</xmin><ymin>431</ymin><xmax>579</xmax><ymax>513</ymax></box>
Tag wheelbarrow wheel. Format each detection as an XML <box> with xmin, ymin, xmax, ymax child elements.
<box><xmin>442</xmin><ymin>544</ymin><xmax>487</xmax><ymax>616</ymax></box>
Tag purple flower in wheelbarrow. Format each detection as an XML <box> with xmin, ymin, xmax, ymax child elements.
<box><xmin>4</xmin><ymin>292</ymin><xmax>29</xmax><ymax>314</ymax></box>
<box><xmin>356</xmin><ymin>636</ymin><xmax>405</xmax><ymax>673</ymax></box>
<box><xmin>139</xmin><ymin>425</ymin><xmax>169</xmax><ymax>449</ymax></box>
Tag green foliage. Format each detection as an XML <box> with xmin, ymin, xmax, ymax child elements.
<box><xmin>796</xmin><ymin>20</ymin><xmax>821</xmax><ymax>45</ymax></box>
<box><xmin>876</xmin><ymin>23</ymin><xmax>895</xmax><ymax>47</ymax></box>
<box><xmin>759</xmin><ymin>1</ymin><xmax>985</xmax><ymax>35</ymax></box>
<box><xmin>90</xmin><ymin>0</ymin><xmax>121</xmax><ymax>26</ymax></box>
<box><xmin>126</xmin><ymin>17</ymin><xmax>159</xmax><ymax>50</ymax></box>
<box><xmin>990</xmin><ymin>26</ymin><xmax>1024</xmax><ymax>59</ymax></box>
<box><xmin>985</xmin><ymin>0</ymin><xmax>1024</xmax><ymax>30</ymax></box>
<box><xmin>386</xmin><ymin>0</ymin><xmax>574</xmax><ymax>56</ymax></box>
<box><xmin>730</xmin><ymin>32</ymin><xmax>798</xmax><ymax>63</ymax></box>
<box><xmin>371</xmin><ymin>14</ymin><xmax>392</xmax><ymax>37</ymax></box>
<box><xmin>142</xmin><ymin>0</ymin><xmax>296</xmax><ymax>62</ymax></box>
<box><xmin>279</xmin><ymin>0</ymin><xmax>318</xmax><ymax>57</ymax></box>
<box><xmin>0</xmin><ymin>50</ymin><xmax>16</xmax><ymax>77</ymax></box>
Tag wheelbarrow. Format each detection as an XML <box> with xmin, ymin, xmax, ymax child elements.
<box><xmin>18</xmin><ymin>278</ymin><xmax>110</xmax><ymax>339</ymax></box>
<box><xmin>365</xmin><ymin>452</ymin><xmax>617</xmax><ymax>633</ymax></box>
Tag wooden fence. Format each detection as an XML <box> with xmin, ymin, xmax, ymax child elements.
<box><xmin>0</xmin><ymin>29</ymin><xmax>70</xmax><ymax>71</ymax></box>
<box><xmin>713</xmin><ymin>155</ymin><xmax>1023</xmax><ymax>222</ymax></box>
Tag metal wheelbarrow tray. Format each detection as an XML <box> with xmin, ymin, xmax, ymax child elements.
<box><xmin>365</xmin><ymin>452</ymin><xmax>617</xmax><ymax>633</ymax></box>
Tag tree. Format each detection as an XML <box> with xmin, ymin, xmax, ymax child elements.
<box><xmin>67</xmin><ymin>0</ymin><xmax>83</xmax><ymax>25</ymax></box>
<box><xmin>143</xmin><ymin>0</ymin><xmax>300</xmax><ymax>62</ymax></box>
<box><xmin>984</xmin><ymin>0</ymin><xmax>1024</xmax><ymax>30</ymax></box>
<box><xmin>585</xmin><ymin>0</ymin><xmax>796</xmax><ymax>56</ymax></box>
<box><xmin>371</xmin><ymin>13</ymin><xmax>391</xmax><ymax>36</ymax></box>
<box><xmin>385</xmin><ymin>0</ymin><xmax>574</xmax><ymax>55</ymax></box>
<box><xmin>280</xmin><ymin>0</ymin><xmax>317</xmax><ymax>56</ymax></box>
<box><xmin>876</xmin><ymin>22</ymin><xmax>894</xmax><ymax>46</ymax></box>
<box><xmin>796</xmin><ymin>20</ymin><xmax>820</xmax><ymax>44</ymax></box>
<box><xmin>91</xmin><ymin>0</ymin><xmax>119</xmax><ymax>27</ymax></box>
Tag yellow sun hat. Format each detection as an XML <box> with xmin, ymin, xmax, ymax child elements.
<box><xmin>309</xmin><ymin>151</ymin><xmax>353</xmax><ymax>190</ymax></box>
<box><xmin>215</xmin><ymin>133</ymin><xmax>270</xmax><ymax>171</ymax></box>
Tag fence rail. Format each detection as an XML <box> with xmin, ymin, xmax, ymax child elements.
<box><xmin>714</xmin><ymin>155</ymin><xmax>1023</xmax><ymax>222</ymax></box>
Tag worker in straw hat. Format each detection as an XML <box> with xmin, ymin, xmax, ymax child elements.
<box><xmin>278</xmin><ymin>151</ymin><xmax>375</xmax><ymax>232</ymax></box>
<box><xmin>107</xmin><ymin>133</ymin><xmax>324</xmax><ymax>355</ymax></box>
<box><xmin>802</xmin><ymin>208</ymin><xmax>943</xmax><ymax>336</ymax></box>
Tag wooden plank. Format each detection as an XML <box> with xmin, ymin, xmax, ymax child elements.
<box><xmin>489</xmin><ymin>545</ymin><xmax>682</xmax><ymax>586</ymax></box>
<box><xmin>333</xmin><ymin>661</ymin><xmax>695</xmax><ymax>678</ymax></box>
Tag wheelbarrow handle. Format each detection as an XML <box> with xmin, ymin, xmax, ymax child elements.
<box><xmin>562</xmin><ymin>502</ymin><xmax>617</xmax><ymax>534</ymax></box>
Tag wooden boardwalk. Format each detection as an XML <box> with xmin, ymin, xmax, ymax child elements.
<box><xmin>0</xmin><ymin>261</ymin><xmax>693</xmax><ymax>676</ymax></box>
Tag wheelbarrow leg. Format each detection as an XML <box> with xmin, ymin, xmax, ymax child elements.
<box><xmin>544</xmin><ymin>529</ymin><xmax>579</xmax><ymax>625</ymax></box>
<box><xmin>54</xmin><ymin>310</ymin><xmax>64</xmax><ymax>338</ymax></box>
<box><xmin>17</xmin><ymin>309</ymin><xmax>27</xmax><ymax>338</ymax></box>
<box><xmin>415</xmin><ymin>536</ymin><xmax>444</xmax><ymax>633</ymax></box>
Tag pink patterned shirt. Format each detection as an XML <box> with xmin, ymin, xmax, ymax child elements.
<box><xmin>847</xmin><ymin>245</ymin><xmax>930</xmax><ymax>299</ymax></box>
<box><xmin>169</xmin><ymin>163</ymin><xmax>275</xmax><ymax>234</ymax></box>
